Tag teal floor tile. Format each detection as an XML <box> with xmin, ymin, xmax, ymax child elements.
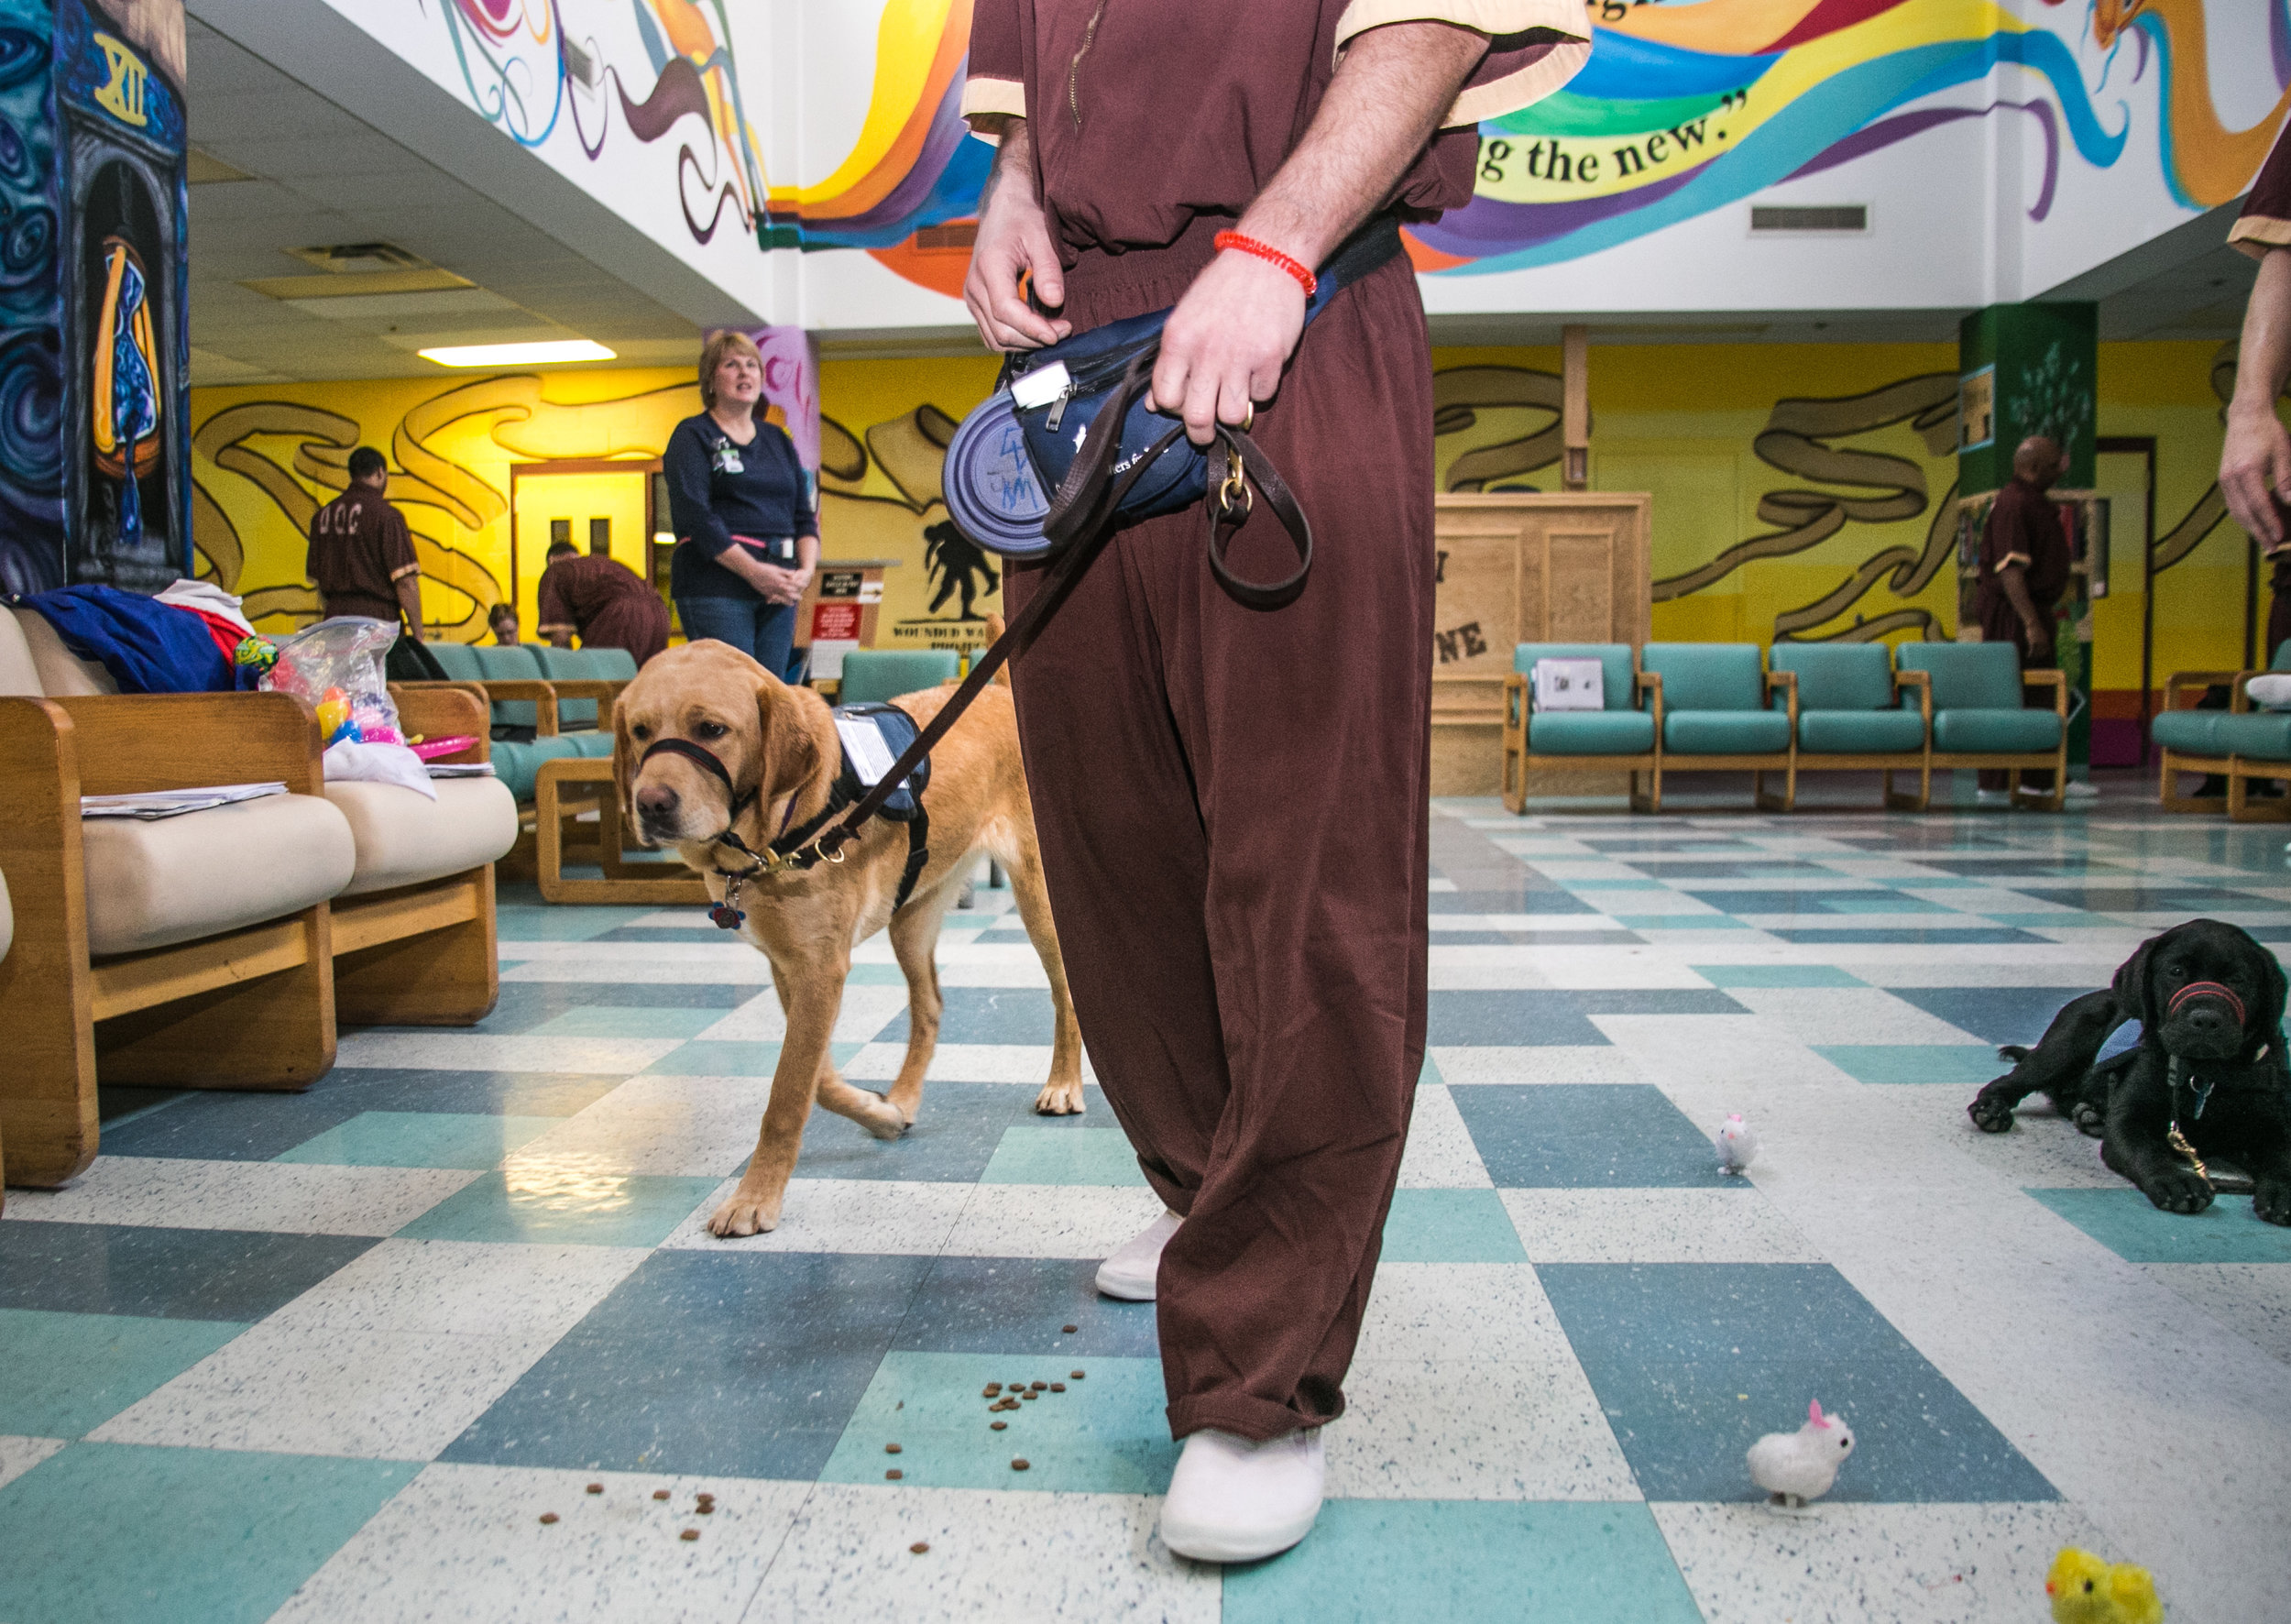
<box><xmin>1692</xmin><ymin>963</ymin><xmax>1865</xmax><ymax>988</ymax></box>
<box><xmin>980</xmin><ymin>1126</ymin><xmax>1147</xmax><ymax>1187</ymax></box>
<box><xmin>1420</xmin><ymin>1052</ymin><xmax>1444</xmax><ymax>1086</ymax></box>
<box><xmin>395</xmin><ymin>1170</ymin><xmax>721</xmax><ymax>1246</ymax></box>
<box><xmin>528</xmin><ymin>1006</ymin><xmax>726</xmax><ymax>1039</ymax></box>
<box><xmin>819</xmin><ymin>1352</ymin><xmax>1176</xmax><ymax>1493</ymax></box>
<box><xmin>1611</xmin><ymin>916</ymin><xmax>1755</xmax><ymax>930</ymax></box>
<box><xmin>1982</xmin><ymin>913</ymin><xmax>2114</xmax><ymax>928</ymax></box>
<box><xmin>1817</xmin><ymin>894</ymin><xmax>1964</xmax><ymax>915</ymax></box>
<box><xmin>1380</xmin><ymin>1189</ymin><xmax>1527</xmax><ymax>1263</ymax></box>
<box><xmin>846</xmin><ymin>962</ymin><xmax>911</xmax><ymax>984</ymax></box>
<box><xmin>0</xmin><ymin>1442</ymin><xmax>418</xmax><ymax>1624</ymax></box>
<box><xmin>1814</xmin><ymin>1045</ymin><xmax>2002</xmax><ymax>1085</ymax></box>
<box><xmin>0</xmin><ymin>1310</ymin><xmax>246</xmax><ymax>1436</ymax></box>
<box><xmin>1222</xmin><ymin>1500</ymin><xmax>1701</xmax><ymax>1624</ymax></box>
<box><xmin>641</xmin><ymin>1039</ymin><xmax>867</xmax><ymax>1076</ymax></box>
<box><xmin>2027</xmin><ymin>1187</ymin><xmax>2291</xmax><ymax>1263</ymax></box>
<box><xmin>273</xmin><ymin>1112</ymin><xmax>559</xmax><ymax>1169</ymax></box>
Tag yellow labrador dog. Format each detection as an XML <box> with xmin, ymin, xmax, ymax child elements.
<box><xmin>615</xmin><ymin>641</ymin><xmax>1085</xmax><ymax>1236</ymax></box>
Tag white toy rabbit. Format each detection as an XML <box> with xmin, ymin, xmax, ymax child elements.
<box><xmin>1748</xmin><ymin>1399</ymin><xmax>1855</xmax><ymax>1509</ymax></box>
<box><xmin>1715</xmin><ymin>1114</ymin><xmax>1759</xmax><ymax>1176</ymax></box>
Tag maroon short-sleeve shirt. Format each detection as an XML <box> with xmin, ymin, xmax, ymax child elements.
<box><xmin>2231</xmin><ymin>118</ymin><xmax>2291</xmax><ymax>259</ymax></box>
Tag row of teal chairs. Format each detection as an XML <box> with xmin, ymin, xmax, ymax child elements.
<box><xmin>1501</xmin><ymin>641</ymin><xmax>2068</xmax><ymax>814</ymax></box>
<box><xmin>2152</xmin><ymin>641</ymin><xmax>2291</xmax><ymax>820</ymax></box>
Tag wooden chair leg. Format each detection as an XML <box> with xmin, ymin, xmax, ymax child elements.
<box><xmin>334</xmin><ymin>868</ymin><xmax>500</xmax><ymax>1026</ymax></box>
<box><xmin>93</xmin><ymin>906</ymin><xmax>334</xmax><ymax>1092</ymax></box>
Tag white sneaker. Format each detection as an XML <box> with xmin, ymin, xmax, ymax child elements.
<box><xmin>1974</xmin><ymin>789</ymin><xmax>2012</xmax><ymax>806</ymax></box>
<box><xmin>2059</xmin><ymin>781</ymin><xmax>2100</xmax><ymax>800</ymax></box>
<box><xmin>1095</xmin><ymin>1210</ymin><xmax>1181</xmax><ymax>1300</ymax></box>
<box><xmin>1159</xmin><ymin>1428</ymin><xmax>1325</xmax><ymax>1563</ymax></box>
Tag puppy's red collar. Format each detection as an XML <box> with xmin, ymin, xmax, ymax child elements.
<box><xmin>2167</xmin><ymin>980</ymin><xmax>2245</xmax><ymax>1025</ymax></box>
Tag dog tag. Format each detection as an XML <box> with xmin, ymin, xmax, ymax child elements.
<box><xmin>709</xmin><ymin>902</ymin><xmax>744</xmax><ymax>929</ymax></box>
<box><xmin>1010</xmin><ymin>361</ymin><xmax>1071</xmax><ymax>412</ymax></box>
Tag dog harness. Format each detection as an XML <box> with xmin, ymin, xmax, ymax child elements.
<box><xmin>637</xmin><ymin>707</ymin><xmax>933</xmax><ymax>930</ymax></box>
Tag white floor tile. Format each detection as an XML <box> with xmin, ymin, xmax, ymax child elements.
<box><xmin>1722</xmin><ymin>988</ymin><xmax>1983</xmax><ymax>1046</ymax></box>
<box><xmin>2140</xmin><ymin>1263</ymin><xmax>2291</xmax><ymax>1366</ymax></box>
<box><xmin>0</xmin><ymin>1158</ymin><xmax>477</xmax><ymax>1235</ymax></box>
<box><xmin>694</xmin><ymin>983</ymin><xmax>912</xmax><ymax>1044</ymax></box>
<box><xmin>1593</xmin><ymin>1014</ymin><xmax>1852</xmax><ymax>1091</ymax></box>
<box><xmin>658</xmin><ymin>1178</ymin><xmax>971</xmax><ymax>1255</ymax></box>
<box><xmin>1500</xmin><ymin>1188</ymin><xmax>1821</xmax><ymax>1263</ymax></box>
<box><xmin>1323</xmin><ymin>1356</ymin><xmax>1637</xmax><ymax>1500</ymax></box>
<box><xmin>941</xmin><ymin>1185</ymin><xmax>1167</xmax><ymax>1259</ymax></box>
<box><xmin>1396</xmin><ymin>1085</ymin><xmax>1492</xmax><ymax>1189</ymax></box>
<box><xmin>269</xmin><ymin>1463</ymin><xmax>809</xmax><ymax>1624</ymax></box>
<box><xmin>0</xmin><ymin>1435</ymin><xmax>66</xmax><ymax>1490</ymax></box>
<box><xmin>1355</xmin><ymin>1262</ymin><xmax>1569</xmax><ymax>1364</ymax></box>
<box><xmin>1431</xmin><ymin>1046</ymin><xmax>1643</xmax><ymax>1085</ymax></box>
<box><xmin>1512</xmin><ymin>946</ymin><xmax>1716</xmax><ymax>989</ymax></box>
<box><xmin>500</xmin><ymin>957</ymin><xmax>773</xmax><ymax>986</ymax></box>
<box><xmin>1650</xmin><ymin>1500</ymin><xmax>2110</xmax><ymax>1624</ymax></box>
<box><xmin>743</xmin><ymin>1483</ymin><xmax>1216</xmax><ymax>1624</ymax></box>
<box><xmin>264</xmin><ymin>1238</ymin><xmax>648</xmax><ymax>1340</ymax></box>
<box><xmin>91</xmin><ymin>1319</ymin><xmax>558</xmax><ymax>1459</ymax></box>
<box><xmin>843</xmin><ymin>1043</ymin><xmax>1100</xmax><ymax>1087</ymax></box>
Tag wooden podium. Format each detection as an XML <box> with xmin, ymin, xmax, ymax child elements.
<box><xmin>1431</xmin><ymin>492</ymin><xmax>1650</xmax><ymax>796</ymax></box>
<box><xmin>794</xmin><ymin>558</ymin><xmax>900</xmax><ymax>681</ymax></box>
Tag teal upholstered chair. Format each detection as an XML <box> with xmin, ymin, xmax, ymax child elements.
<box><xmin>1500</xmin><ymin>643</ymin><xmax>1656</xmax><ymax>813</ymax></box>
<box><xmin>1894</xmin><ymin>642</ymin><xmax>2066</xmax><ymax>809</ymax></box>
<box><xmin>1639</xmin><ymin>643</ymin><xmax>1796</xmax><ymax>812</ymax></box>
<box><xmin>1770</xmin><ymin>642</ymin><xmax>1932</xmax><ymax>810</ymax></box>
<box><xmin>467</xmin><ymin>643</ymin><xmax>560</xmax><ymax>734</ymax></box>
<box><xmin>531</xmin><ymin>645</ymin><xmax>639</xmax><ymax>730</ymax></box>
<box><xmin>2153</xmin><ymin>640</ymin><xmax>2291</xmax><ymax>818</ymax></box>
<box><xmin>838</xmin><ymin>648</ymin><xmax>960</xmax><ymax>706</ymax></box>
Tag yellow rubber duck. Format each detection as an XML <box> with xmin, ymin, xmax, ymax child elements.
<box><xmin>2048</xmin><ymin>1548</ymin><xmax>2163</xmax><ymax>1624</ymax></box>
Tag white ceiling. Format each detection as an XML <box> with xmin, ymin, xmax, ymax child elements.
<box><xmin>185</xmin><ymin>16</ymin><xmax>701</xmax><ymax>387</ymax></box>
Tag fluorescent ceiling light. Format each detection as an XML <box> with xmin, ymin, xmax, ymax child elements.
<box><xmin>418</xmin><ymin>340</ymin><xmax>617</xmax><ymax>368</ymax></box>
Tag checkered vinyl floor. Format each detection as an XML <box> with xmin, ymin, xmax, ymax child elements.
<box><xmin>5</xmin><ymin>794</ymin><xmax>2290</xmax><ymax>1622</ymax></box>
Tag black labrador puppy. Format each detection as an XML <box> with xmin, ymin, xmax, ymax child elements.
<box><xmin>1967</xmin><ymin>918</ymin><xmax>2291</xmax><ymax>1224</ymax></box>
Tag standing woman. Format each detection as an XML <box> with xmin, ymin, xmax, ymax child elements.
<box><xmin>665</xmin><ymin>331</ymin><xmax>817</xmax><ymax>680</ymax></box>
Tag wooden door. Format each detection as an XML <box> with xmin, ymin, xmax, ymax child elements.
<box><xmin>1431</xmin><ymin>492</ymin><xmax>1650</xmax><ymax>795</ymax></box>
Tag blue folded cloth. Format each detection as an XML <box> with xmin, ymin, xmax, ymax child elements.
<box><xmin>19</xmin><ymin>584</ymin><xmax>233</xmax><ymax>694</ymax></box>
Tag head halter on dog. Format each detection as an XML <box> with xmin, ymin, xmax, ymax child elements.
<box><xmin>2166</xmin><ymin>981</ymin><xmax>2245</xmax><ymax>1026</ymax></box>
<box><xmin>637</xmin><ymin>737</ymin><xmax>757</xmax><ymax>822</ymax></box>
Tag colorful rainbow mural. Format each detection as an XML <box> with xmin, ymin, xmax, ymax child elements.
<box><xmin>422</xmin><ymin>0</ymin><xmax>2291</xmax><ymax>299</ymax></box>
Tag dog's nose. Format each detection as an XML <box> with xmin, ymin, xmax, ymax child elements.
<box><xmin>635</xmin><ymin>784</ymin><xmax>679</xmax><ymax>821</ymax></box>
<box><xmin>2184</xmin><ymin>1004</ymin><xmax>2230</xmax><ymax>1034</ymax></box>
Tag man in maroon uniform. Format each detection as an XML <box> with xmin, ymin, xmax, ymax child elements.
<box><xmin>1973</xmin><ymin>435</ymin><xmax>2079</xmax><ymax>802</ymax></box>
<box><xmin>2223</xmin><ymin>122</ymin><xmax>2291</xmax><ymax>664</ymax></box>
<box><xmin>961</xmin><ymin>0</ymin><xmax>1587</xmax><ymax>1562</ymax></box>
<box><xmin>535</xmin><ymin>540</ymin><xmax>671</xmax><ymax>666</ymax></box>
<box><xmin>307</xmin><ymin>446</ymin><xmax>422</xmax><ymax>639</ymax></box>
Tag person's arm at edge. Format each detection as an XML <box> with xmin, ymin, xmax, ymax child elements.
<box><xmin>2224</xmin><ymin>247</ymin><xmax>2291</xmax><ymax>549</ymax></box>
<box><xmin>1150</xmin><ymin>21</ymin><xmax>1486</xmax><ymax>444</ymax></box>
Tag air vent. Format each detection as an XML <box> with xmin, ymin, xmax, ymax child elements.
<box><xmin>1750</xmin><ymin>205</ymin><xmax>1869</xmax><ymax>234</ymax></box>
<box><xmin>285</xmin><ymin>243</ymin><xmax>434</xmax><ymax>275</ymax></box>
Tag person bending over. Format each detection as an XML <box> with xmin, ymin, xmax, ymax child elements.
<box><xmin>536</xmin><ymin>539</ymin><xmax>671</xmax><ymax>666</ymax></box>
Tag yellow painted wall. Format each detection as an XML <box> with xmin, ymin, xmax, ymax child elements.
<box><xmin>187</xmin><ymin>339</ymin><xmax>2253</xmax><ymax>697</ymax></box>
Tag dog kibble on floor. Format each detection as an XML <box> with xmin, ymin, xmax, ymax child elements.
<box><xmin>884</xmin><ymin>1443</ymin><xmax>902</xmax><ymax>1454</ymax></box>
<box><xmin>652</xmin><ymin>1489</ymin><xmax>669</xmax><ymax>1501</ymax></box>
<box><xmin>1011</xmin><ymin>1459</ymin><xmax>1029</xmax><ymax>1471</ymax></box>
<box><xmin>981</xmin><ymin>1384</ymin><xmax>1001</xmax><ymax>1397</ymax></box>
<box><xmin>910</xmin><ymin>1542</ymin><xmax>930</xmax><ymax>1555</ymax></box>
<box><xmin>1050</xmin><ymin>1382</ymin><xmax>1066</xmax><ymax>1392</ymax></box>
<box><xmin>1062</xmin><ymin>1323</ymin><xmax>1079</xmax><ymax>1333</ymax></box>
<box><xmin>679</xmin><ymin>1529</ymin><xmax>699</xmax><ymax>1542</ymax></box>
<box><xmin>1071</xmin><ymin>1370</ymin><xmax>1085</xmax><ymax>1379</ymax></box>
<box><xmin>885</xmin><ymin>1468</ymin><xmax>903</xmax><ymax>1480</ymax></box>
<box><xmin>991</xmin><ymin>1421</ymin><xmax>1007</xmax><ymax>1431</ymax></box>
<box><xmin>537</xmin><ymin>1513</ymin><xmax>558</xmax><ymax>1525</ymax></box>
<box><xmin>585</xmin><ymin>1483</ymin><xmax>602</xmax><ymax>1495</ymax></box>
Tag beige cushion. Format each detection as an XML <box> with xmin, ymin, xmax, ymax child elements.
<box><xmin>0</xmin><ymin>609</ymin><xmax>40</xmax><ymax>697</ymax></box>
<box><xmin>8</xmin><ymin>608</ymin><xmax>116</xmax><ymax>696</ymax></box>
<box><xmin>324</xmin><ymin>777</ymin><xmax>518</xmax><ymax>897</ymax></box>
<box><xmin>82</xmin><ymin>794</ymin><xmax>356</xmax><ymax>957</ymax></box>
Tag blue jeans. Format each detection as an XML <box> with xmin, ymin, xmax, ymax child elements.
<box><xmin>675</xmin><ymin>594</ymin><xmax>804</xmax><ymax>684</ymax></box>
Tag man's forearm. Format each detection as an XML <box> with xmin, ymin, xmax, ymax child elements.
<box><xmin>1235</xmin><ymin>23</ymin><xmax>1484</xmax><ymax>270</ymax></box>
<box><xmin>1999</xmin><ymin>566</ymin><xmax>2045</xmax><ymax>638</ymax></box>
<box><xmin>2233</xmin><ymin>250</ymin><xmax>2291</xmax><ymax>424</ymax></box>
<box><xmin>396</xmin><ymin>574</ymin><xmax>424</xmax><ymax>640</ymax></box>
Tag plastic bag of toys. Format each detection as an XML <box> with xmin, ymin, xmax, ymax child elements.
<box><xmin>261</xmin><ymin>617</ymin><xmax>405</xmax><ymax>747</ymax></box>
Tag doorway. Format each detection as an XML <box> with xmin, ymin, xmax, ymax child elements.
<box><xmin>507</xmin><ymin>459</ymin><xmax>661</xmax><ymax>639</ymax></box>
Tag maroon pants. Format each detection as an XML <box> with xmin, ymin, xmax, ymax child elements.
<box><xmin>1005</xmin><ymin>258</ymin><xmax>1433</xmax><ymax>1443</ymax></box>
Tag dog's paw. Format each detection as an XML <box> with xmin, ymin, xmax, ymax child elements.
<box><xmin>2256</xmin><ymin>1180</ymin><xmax>2291</xmax><ymax>1226</ymax></box>
<box><xmin>1968</xmin><ymin>1096</ymin><xmax>2015</xmax><ymax>1134</ymax></box>
<box><xmin>1033</xmin><ymin>1078</ymin><xmax>1086</xmax><ymax>1116</ymax></box>
<box><xmin>2142</xmin><ymin>1166</ymin><xmax>2216</xmax><ymax>1216</ymax></box>
<box><xmin>2071</xmin><ymin>1102</ymin><xmax>2106</xmax><ymax>1138</ymax></box>
<box><xmin>858</xmin><ymin>1092</ymin><xmax>908</xmax><ymax>1141</ymax></box>
<box><xmin>707</xmin><ymin>1193</ymin><xmax>783</xmax><ymax>1238</ymax></box>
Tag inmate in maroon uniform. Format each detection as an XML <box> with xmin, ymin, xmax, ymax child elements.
<box><xmin>963</xmin><ymin>2</ymin><xmax>1586</xmax><ymax>1445</ymax></box>
<box><xmin>307</xmin><ymin>486</ymin><xmax>418</xmax><ymax>626</ymax></box>
<box><xmin>1974</xmin><ymin>477</ymin><xmax>2071</xmax><ymax>653</ymax></box>
<box><xmin>537</xmin><ymin>554</ymin><xmax>671</xmax><ymax>666</ymax></box>
<box><xmin>2232</xmin><ymin>121</ymin><xmax>2291</xmax><ymax>662</ymax></box>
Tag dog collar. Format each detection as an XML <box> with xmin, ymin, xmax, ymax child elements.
<box><xmin>2166</xmin><ymin>980</ymin><xmax>2245</xmax><ymax>1026</ymax></box>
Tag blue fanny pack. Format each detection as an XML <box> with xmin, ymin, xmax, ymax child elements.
<box><xmin>944</xmin><ymin>215</ymin><xmax>1402</xmax><ymax>561</ymax></box>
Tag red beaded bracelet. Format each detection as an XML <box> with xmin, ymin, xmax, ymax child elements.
<box><xmin>1213</xmin><ymin>230</ymin><xmax>1316</xmax><ymax>297</ymax></box>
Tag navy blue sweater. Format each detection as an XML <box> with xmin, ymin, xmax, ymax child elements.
<box><xmin>663</xmin><ymin>412</ymin><xmax>817</xmax><ymax>599</ymax></box>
